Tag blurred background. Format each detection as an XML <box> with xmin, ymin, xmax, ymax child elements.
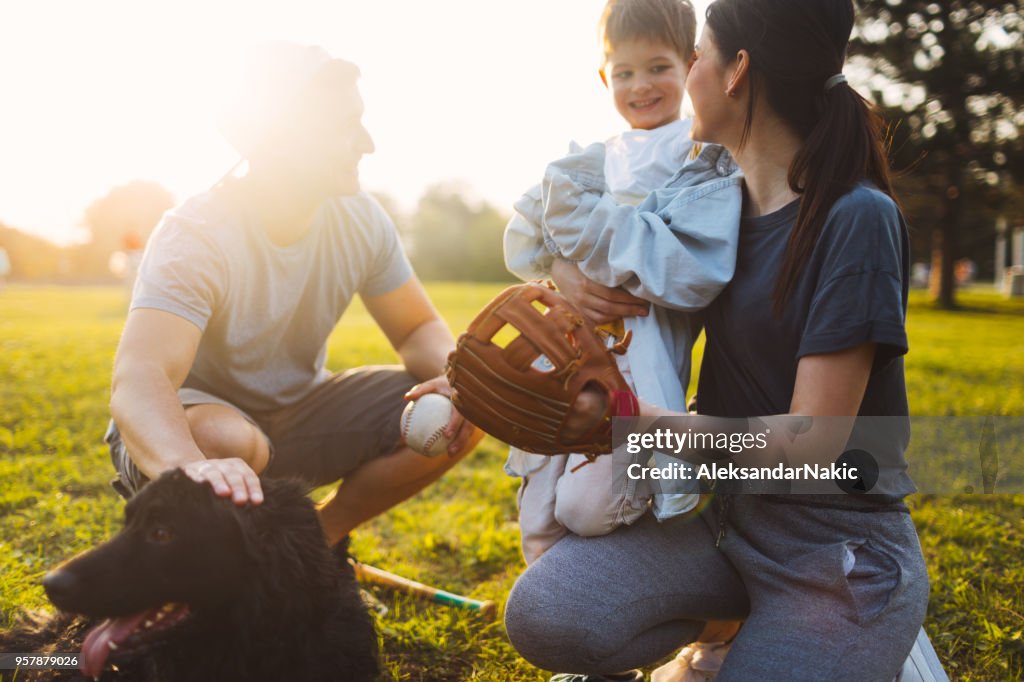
<box><xmin>0</xmin><ymin>0</ymin><xmax>1020</xmax><ymax>304</ymax></box>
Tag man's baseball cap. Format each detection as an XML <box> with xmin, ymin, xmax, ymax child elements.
<box><xmin>217</xmin><ymin>41</ymin><xmax>359</xmax><ymax>158</ymax></box>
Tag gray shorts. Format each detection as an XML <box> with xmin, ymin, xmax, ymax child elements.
<box><xmin>107</xmin><ymin>365</ymin><xmax>418</xmax><ymax>499</ymax></box>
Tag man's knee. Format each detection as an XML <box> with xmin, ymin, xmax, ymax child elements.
<box><xmin>185</xmin><ymin>405</ymin><xmax>269</xmax><ymax>472</ymax></box>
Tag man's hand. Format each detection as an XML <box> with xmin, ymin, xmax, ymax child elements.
<box><xmin>550</xmin><ymin>258</ymin><xmax>649</xmax><ymax>325</ymax></box>
<box><xmin>404</xmin><ymin>375</ymin><xmax>481</xmax><ymax>457</ymax></box>
<box><xmin>181</xmin><ymin>458</ymin><xmax>263</xmax><ymax>506</ymax></box>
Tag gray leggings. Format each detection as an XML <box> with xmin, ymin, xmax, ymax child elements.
<box><xmin>504</xmin><ymin>495</ymin><xmax>929</xmax><ymax>681</ymax></box>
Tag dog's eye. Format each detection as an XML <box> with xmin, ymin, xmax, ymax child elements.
<box><xmin>149</xmin><ymin>527</ymin><xmax>174</xmax><ymax>544</ymax></box>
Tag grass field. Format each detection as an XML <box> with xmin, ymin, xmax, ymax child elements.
<box><xmin>1</xmin><ymin>284</ymin><xmax>1022</xmax><ymax>681</ymax></box>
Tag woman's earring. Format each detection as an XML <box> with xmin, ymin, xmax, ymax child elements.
<box><xmin>725</xmin><ymin>89</ymin><xmax>737</xmax><ymax>97</ymax></box>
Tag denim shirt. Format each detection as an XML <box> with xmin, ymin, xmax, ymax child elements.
<box><xmin>504</xmin><ymin>139</ymin><xmax>742</xmax><ymax>404</ymax></box>
<box><xmin>503</xmin><ymin>139</ymin><xmax>743</xmax><ymax>521</ymax></box>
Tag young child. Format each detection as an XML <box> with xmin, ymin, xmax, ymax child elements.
<box><xmin>504</xmin><ymin>0</ymin><xmax>743</xmax><ymax>565</ymax></box>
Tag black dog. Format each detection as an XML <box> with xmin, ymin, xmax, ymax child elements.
<box><xmin>0</xmin><ymin>470</ymin><xmax>378</xmax><ymax>681</ymax></box>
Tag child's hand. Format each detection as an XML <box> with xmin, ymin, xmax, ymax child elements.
<box><xmin>550</xmin><ymin>259</ymin><xmax>649</xmax><ymax>325</ymax></box>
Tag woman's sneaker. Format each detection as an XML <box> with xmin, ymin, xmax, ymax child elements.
<box><xmin>650</xmin><ymin>641</ymin><xmax>731</xmax><ymax>682</ymax></box>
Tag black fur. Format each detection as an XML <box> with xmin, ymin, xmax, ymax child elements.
<box><xmin>0</xmin><ymin>470</ymin><xmax>378</xmax><ymax>681</ymax></box>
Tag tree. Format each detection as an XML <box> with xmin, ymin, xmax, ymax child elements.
<box><xmin>76</xmin><ymin>180</ymin><xmax>175</xmax><ymax>278</ymax></box>
<box><xmin>369</xmin><ymin>192</ymin><xmax>409</xmax><ymax>239</ymax></box>
<box><xmin>0</xmin><ymin>224</ymin><xmax>63</xmax><ymax>280</ymax></box>
<box><xmin>850</xmin><ymin>1</ymin><xmax>1024</xmax><ymax>307</ymax></box>
<box><xmin>406</xmin><ymin>184</ymin><xmax>516</xmax><ymax>282</ymax></box>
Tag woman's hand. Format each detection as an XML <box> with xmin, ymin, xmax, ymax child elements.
<box><xmin>550</xmin><ymin>258</ymin><xmax>649</xmax><ymax>325</ymax></box>
<box><xmin>562</xmin><ymin>388</ymin><xmax>654</xmax><ymax>442</ymax></box>
<box><xmin>562</xmin><ymin>385</ymin><xmax>610</xmax><ymax>442</ymax></box>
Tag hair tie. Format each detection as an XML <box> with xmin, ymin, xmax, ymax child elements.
<box><xmin>824</xmin><ymin>73</ymin><xmax>847</xmax><ymax>92</ymax></box>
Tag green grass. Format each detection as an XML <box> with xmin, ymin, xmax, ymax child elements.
<box><xmin>1</xmin><ymin>284</ymin><xmax>1022</xmax><ymax>680</ymax></box>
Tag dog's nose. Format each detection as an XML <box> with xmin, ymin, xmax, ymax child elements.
<box><xmin>42</xmin><ymin>569</ymin><xmax>78</xmax><ymax>606</ymax></box>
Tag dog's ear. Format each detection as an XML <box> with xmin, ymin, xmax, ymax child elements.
<box><xmin>229</xmin><ymin>502</ymin><xmax>265</xmax><ymax>566</ymax></box>
<box><xmin>229</xmin><ymin>479</ymin><xmax>315</xmax><ymax>564</ymax></box>
<box><xmin>232</xmin><ymin>479</ymin><xmax>334</xmax><ymax>579</ymax></box>
<box><xmin>168</xmin><ymin>473</ymin><xmax>274</xmax><ymax>564</ymax></box>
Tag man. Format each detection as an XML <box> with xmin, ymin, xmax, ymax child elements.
<box><xmin>106</xmin><ymin>42</ymin><xmax>479</xmax><ymax>548</ymax></box>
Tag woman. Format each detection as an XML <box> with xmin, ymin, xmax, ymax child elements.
<box><xmin>503</xmin><ymin>0</ymin><xmax>929</xmax><ymax>679</ymax></box>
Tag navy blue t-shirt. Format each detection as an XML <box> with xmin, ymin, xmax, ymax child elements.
<box><xmin>697</xmin><ymin>182</ymin><xmax>910</xmax><ymax>420</ymax></box>
<box><xmin>694</xmin><ymin>183</ymin><xmax>916</xmax><ymax>498</ymax></box>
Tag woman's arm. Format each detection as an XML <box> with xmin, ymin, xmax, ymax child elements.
<box><xmin>789</xmin><ymin>344</ymin><xmax>875</xmax><ymax>417</ymax></box>
<box><xmin>639</xmin><ymin>343</ymin><xmax>874</xmax><ymax>421</ymax></box>
<box><xmin>630</xmin><ymin>343</ymin><xmax>876</xmax><ymax>469</ymax></box>
<box><xmin>560</xmin><ymin>342</ymin><xmax>878</xmax><ymax>467</ymax></box>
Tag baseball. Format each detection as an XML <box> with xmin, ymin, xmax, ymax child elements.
<box><xmin>401</xmin><ymin>393</ymin><xmax>453</xmax><ymax>457</ymax></box>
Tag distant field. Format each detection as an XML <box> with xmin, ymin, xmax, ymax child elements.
<box><xmin>0</xmin><ymin>284</ymin><xmax>1022</xmax><ymax>680</ymax></box>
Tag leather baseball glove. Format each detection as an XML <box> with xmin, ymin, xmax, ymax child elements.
<box><xmin>446</xmin><ymin>282</ymin><xmax>639</xmax><ymax>456</ymax></box>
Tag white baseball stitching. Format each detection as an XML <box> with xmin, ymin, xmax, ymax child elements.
<box><xmin>402</xmin><ymin>402</ymin><xmax>415</xmax><ymax>440</ymax></box>
<box><xmin>422</xmin><ymin>428</ymin><xmax>445</xmax><ymax>454</ymax></box>
<box><xmin>403</xmin><ymin>400</ymin><xmax>447</xmax><ymax>454</ymax></box>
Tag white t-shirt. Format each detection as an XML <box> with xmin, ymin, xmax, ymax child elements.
<box><xmin>603</xmin><ymin>118</ymin><xmax>691</xmax><ymax>205</ymax></box>
<box><xmin>132</xmin><ymin>188</ymin><xmax>413</xmax><ymax>413</ymax></box>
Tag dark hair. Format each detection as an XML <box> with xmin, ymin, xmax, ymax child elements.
<box><xmin>705</xmin><ymin>0</ymin><xmax>896</xmax><ymax>316</ymax></box>
<box><xmin>600</xmin><ymin>0</ymin><xmax>698</xmax><ymax>64</ymax></box>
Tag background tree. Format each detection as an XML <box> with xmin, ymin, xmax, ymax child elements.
<box><xmin>0</xmin><ymin>224</ymin><xmax>63</xmax><ymax>280</ymax></box>
<box><xmin>369</xmin><ymin>191</ymin><xmax>410</xmax><ymax>238</ymax></box>
<box><xmin>406</xmin><ymin>184</ymin><xmax>515</xmax><ymax>282</ymax></box>
<box><xmin>851</xmin><ymin>0</ymin><xmax>1024</xmax><ymax>307</ymax></box>
<box><xmin>75</xmin><ymin>180</ymin><xmax>175</xmax><ymax>279</ymax></box>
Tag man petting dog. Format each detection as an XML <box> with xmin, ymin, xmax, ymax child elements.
<box><xmin>105</xmin><ymin>42</ymin><xmax>480</xmax><ymax>547</ymax></box>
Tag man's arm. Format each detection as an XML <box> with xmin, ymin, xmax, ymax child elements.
<box><xmin>361</xmin><ymin>276</ymin><xmax>478</xmax><ymax>455</ymax></box>
<box><xmin>111</xmin><ymin>309</ymin><xmax>205</xmax><ymax>472</ymax></box>
<box><xmin>361</xmin><ymin>276</ymin><xmax>453</xmax><ymax>381</ymax></box>
<box><xmin>110</xmin><ymin>308</ymin><xmax>262</xmax><ymax>503</ymax></box>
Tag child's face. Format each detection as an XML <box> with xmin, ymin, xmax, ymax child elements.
<box><xmin>602</xmin><ymin>39</ymin><xmax>689</xmax><ymax>130</ymax></box>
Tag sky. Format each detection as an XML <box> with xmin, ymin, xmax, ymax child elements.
<box><xmin>0</xmin><ymin>0</ymin><xmax>712</xmax><ymax>244</ymax></box>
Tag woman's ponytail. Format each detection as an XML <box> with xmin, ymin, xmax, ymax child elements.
<box><xmin>774</xmin><ymin>80</ymin><xmax>895</xmax><ymax>316</ymax></box>
<box><xmin>706</xmin><ymin>0</ymin><xmax>897</xmax><ymax>316</ymax></box>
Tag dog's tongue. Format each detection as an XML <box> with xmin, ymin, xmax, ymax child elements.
<box><xmin>80</xmin><ymin>610</ymin><xmax>151</xmax><ymax>678</ymax></box>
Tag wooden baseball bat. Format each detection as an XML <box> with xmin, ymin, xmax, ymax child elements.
<box><xmin>349</xmin><ymin>559</ymin><xmax>497</xmax><ymax>620</ymax></box>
